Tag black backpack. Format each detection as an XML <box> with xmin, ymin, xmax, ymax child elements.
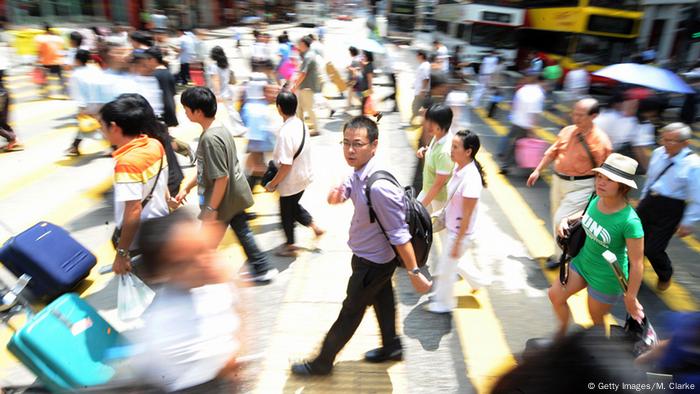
<box><xmin>365</xmin><ymin>170</ymin><xmax>433</xmax><ymax>268</ymax></box>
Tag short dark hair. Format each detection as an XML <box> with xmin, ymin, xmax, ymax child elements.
<box><xmin>299</xmin><ymin>36</ymin><xmax>312</xmax><ymax>49</ymax></box>
<box><xmin>417</xmin><ymin>50</ymin><xmax>427</xmax><ymax>60</ymax></box>
<box><xmin>363</xmin><ymin>51</ymin><xmax>374</xmax><ymax>63</ymax></box>
<box><xmin>129</xmin><ymin>30</ymin><xmax>154</xmax><ymax>47</ymax></box>
<box><xmin>349</xmin><ymin>46</ymin><xmax>359</xmax><ymax>56</ymax></box>
<box><xmin>138</xmin><ymin>210</ymin><xmax>196</xmax><ymax>281</ymax></box>
<box><xmin>343</xmin><ymin>116</ymin><xmax>379</xmax><ymax>144</ymax></box>
<box><xmin>276</xmin><ymin>90</ymin><xmax>298</xmax><ymax>116</ymax></box>
<box><xmin>99</xmin><ymin>94</ymin><xmax>152</xmax><ymax>136</ymax></box>
<box><xmin>180</xmin><ymin>87</ymin><xmax>218</xmax><ymax>118</ymax></box>
<box><xmin>69</xmin><ymin>31</ymin><xmax>83</xmax><ymax>47</ymax></box>
<box><xmin>144</xmin><ymin>46</ymin><xmax>163</xmax><ymax>64</ymax></box>
<box><xmin>424</xmin><ymin>104</ymin><xmax>453</xmax><ymax>132</ymax></box>
<box><xmin>75</xmin><ymin>49</ymin><xmax>91</xmax><ymax>65</ymax></box>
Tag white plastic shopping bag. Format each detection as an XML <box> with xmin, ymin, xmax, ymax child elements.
<box><xmin>118</xmin><ymin>273</ymin><xmax>155</xmax><ymax>321</ymax></box>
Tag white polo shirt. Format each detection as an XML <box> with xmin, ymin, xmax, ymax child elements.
<box><xmin>511</xmin><ymin>83</ymin><xmax>545</xmax><ymax>129</ymax></box>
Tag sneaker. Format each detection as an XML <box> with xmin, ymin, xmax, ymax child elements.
<box><xmin>423</xmin><ymin>302</ymin><xmax>451</xmax><ymax>314</ymax></box>
<box><xmin>4</xmin><ymin>141</ymin><xmax>24</xmax><ymax>152</ymax></box>
<box><xmin>65</xmin><ymin>146</ymin><xmax>80</xmax><ymax>156</ymax></box>
<box><xmin>240</xmin><ymin>268</ymin><xmax>278</xmax><ymax>283</ymax></box>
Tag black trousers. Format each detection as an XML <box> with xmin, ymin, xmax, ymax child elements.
<box><xmin>0</xmin><ymin>87</ymin><xmax>15</xmax><ymax>143</ymax></box>
<box><xmin>636</xmin><ymin>194</ymin><xmax>686</xmax><ymax>282</ymax></box>
<box><xmin>313</xmin><ymin>255</ymin><xmax>400</xmax><ymax>369</ymax></box>
<box><xmin>177</xmin><ymin>62</ymin><xmax>191</xmax><ymax>85</ymax></box>
<box><xmin>280</xmin><ymin>190</ymin><xmax>313</xmax><ymax>245</ymax></box>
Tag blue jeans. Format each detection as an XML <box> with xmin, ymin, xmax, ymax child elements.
<box><xmin>229</xmin><ymin>212</ymin><xmax>270</xmax><ymax>274</ymax></box>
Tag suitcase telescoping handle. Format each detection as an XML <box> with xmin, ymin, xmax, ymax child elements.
<box><xmin>0</xmin><ymin>274</ymin><xmax>31</xmax><ymax>313</ymax></box>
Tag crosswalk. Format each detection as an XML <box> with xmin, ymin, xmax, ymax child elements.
<box><xmin>1</xmin><ymin>64</ymin><xmax>699</xmax><ymax>394</ymax></box>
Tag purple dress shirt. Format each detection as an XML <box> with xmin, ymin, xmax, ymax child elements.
<box><xmin>341</xmin><ymin>158</ymin><xmax>411</xmax><ymax>264</ymax></box>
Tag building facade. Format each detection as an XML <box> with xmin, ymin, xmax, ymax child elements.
<box><xmin>639</xmin><ymin>0</ymin><xmax>700</xmax><ymax>67</ymax></box>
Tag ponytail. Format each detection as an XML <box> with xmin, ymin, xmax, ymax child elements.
<box><xmin>474</xmin><ymin>159</ymin><xmax>487</xmax><ymax>188</ymax></box>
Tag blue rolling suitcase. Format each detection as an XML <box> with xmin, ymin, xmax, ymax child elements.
<box><xmin>0</xmin><ymin>222</ymin><xmax>96</xmax><ymax>299</ymax></box>
<box><xmin>7</xmin><ymin>293</ymin><xmax>123</xmax><ymax>392</ymax></box>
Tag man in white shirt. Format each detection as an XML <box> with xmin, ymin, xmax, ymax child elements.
<box><xmin>563</xmin><ymin>63</ymin><xmax>590</xmax><ymax>101</ymax></box>
<box><xmin>433</xmin><ymin>40</ymin><xmax>449</xmax><ymax>74</ymax></box>
<box><xmin>66</xmin><ymin>49</ymin><xmax>104</xmax><ymax>156</ymax></box>
<box><xmin>175</xmin><ymin>29</ymin><xmax>195</xmax><ymax>85</ymax></box>
<box><xmin>411</xmin><ymin>51</ymin><xmax>431</xmax><ymax>124</ymax></box>
<box><xmin>472</xmin><ymin>51</ymin><xmax>499</xmax><ymax>108</ymax></box>
<box><xmin>499</xmin><ymin>73</ymin><xmax>545</xmax><ymax>173</ymax></box>
<box><xmin>264</xmin><ymin>91</ymin><xmax>324</xmax><ymax>256</ymax></box>
<box><xmin>594</xmin><ymin>95</ymin><xmax>643</xmax><ymax>160</ymax></box>
<box><xmin>637</xmin><ymin>123</ymin><xmax>700</xmax><ymax>291</ymax></box>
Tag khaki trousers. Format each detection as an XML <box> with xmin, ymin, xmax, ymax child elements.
<box><xmin>296</xmin><ymin>88</ymin><xmax>316</xmax><ymax>132</ymax></box>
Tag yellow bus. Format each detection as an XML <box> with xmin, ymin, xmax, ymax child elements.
<box><xmin>519</xmin><ymin>0</ymin><xmax>643</xmax><ymax>72</ymax></box>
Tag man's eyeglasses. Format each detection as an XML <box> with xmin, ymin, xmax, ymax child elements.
<box><xmin>657</xmin><ymin>136</ymin><xmax>684</xmax><ymax>144</ymax></box>
<box><xmin>340</xmin><ymin>141</ymin><xmax>370</xmax><ymax>149</ymax></box>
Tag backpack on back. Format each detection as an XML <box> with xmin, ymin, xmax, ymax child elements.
<box><xmin>365</xmin><ymin>170</ymin><xmax>433</xmax><ymax>268</ymax></box>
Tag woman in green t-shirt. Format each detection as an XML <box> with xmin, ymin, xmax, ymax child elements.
<box><xmin>549</xmin><ymin>154</ymin><xmax>645</xmax><ymax>338</ymax></box>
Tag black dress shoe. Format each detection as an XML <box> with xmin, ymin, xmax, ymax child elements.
<box><xmin>364</xmin><ymin>347</ymin><xmax>403</xmax><ymax>363</ymax></box>
<box><xmin>290</xmin><ymin>360</ymin><xmax>332</xmax><ymax>376</ymax></box>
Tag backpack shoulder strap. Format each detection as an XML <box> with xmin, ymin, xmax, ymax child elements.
<box><xmin>365</xmin><ymin>170</ymin><xmax>401</xmax><ymax>224</ymax></box>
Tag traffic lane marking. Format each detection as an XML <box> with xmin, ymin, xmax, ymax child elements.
<box><xmin>471</xmin><ymin>108</ymin><xmax>699</xmax><ymax>313</ymax></box>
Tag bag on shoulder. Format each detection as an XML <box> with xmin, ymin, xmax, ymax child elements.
<box><xmin>556</xmin><ymin>193</ymin><xmax>595</xmax><ymax>285</ymax></box>
<box><xmin>365</xmin><ymin>170</ymin><xmax>433</xmax><ymax>268</ymax></box>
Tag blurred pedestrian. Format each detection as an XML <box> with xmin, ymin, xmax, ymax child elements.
<box><xmin>346</xmin><ymin>46</ymin><xmax>362</xmax><ymax>110</ymax></box>
<box><xmin>240</xmin><ymin>69</ymin><xmax>276</xmax><ymax>187</ymax></box>
<box><xmin>410</xmin><ymin>51</ymin><xmax>431</xmax><ymax>125</ymax></box>
<box><xmin>426</xmin><ymin>130</ymin><xmax>490</xmax><ymax>313</ymax></box>
<box><xmin>208</xmin><ymin>45</ymin><xmax>246</xmax><ymax>137</ymax></box>
<box><xmin>177</xmin><ymin>87</ymin><xmax>277</xmax><ymax>283</ymax></box>
<box><xmin>358</xmin><ymin>51</ymin><xmax>382</xmax><ymax>122</ymax></box>
<box><xmin>0</xmin><ymin>83</ymin><xmax>20</xmax><ymax>152</ymax></box>
<box><xmin>527</xmin><ymin>98</ymin><xmax>612</xmax><ymax>269</ymax></box>
<box><xmin>637</xmin><ymin>123</ymin><xmax>700</xmax><ymax>291</ymax></box>
<box><xmin>131</xmin><ymin>211</ymin><xmax>240</xmax><ymax>392</ymax></box>
<box><xmin>416</xmin><ymin>104</ymin><xmax>453</xmax><ymax>271</ymax></box>
<box><xmin>563</xmin><ymin>62</ymin><xmax>590</xmax><ymax>101</ymax></box>
<box><xmin>433</xmin><ymin>40</ymin><xmax>449</xmax><ymax>74</ymax></box>
<box><xmin>549</xmin><ymin>154</ymin><xmax>645</xmax><ymax>338</ymax></box>
<box><xmin>293</xmin><ymin>36</ymin><xmax>320</xmax><ymax>135</ymax></box>
<box><xmin>0</xmin><ymin>17</ymin><xmax>9</xmax><ymax>88</ymax></box>
<box><xmin>66</xmin><ymin>49</ymin><xmax>103</xmax><ymax>156</ymax></box>
<box><xmin>264</xmin><ymin>91</ymin><xmax>324</xmax><ymax>256</ymax></box>
<box><xmin>471</xmin><ymin>50</ymin><xmax>498</xmax><ymax>108</ymax></box>
<box><xmin>499</xmin><ymin>72</ymin><xmax>545</xmax><ymax>174</ymax></box>
<box><xmin>174</xmin><ymin>29</ymin><xmax>195</xmax><ymax>85</ymax></box>
<box><xmin>291</xmin><ymin>116</ymin><xmax>431</xmax><ymax>376</ymax></box>
<box><xmin>35</xmin><ymin>22</ymin><xmax>68</xmax><ymax>97</ymax></box>
<box><xmin>99</xmin><ymin>95</ymin><xmax>171</xmax><ymax>275</ymax></box>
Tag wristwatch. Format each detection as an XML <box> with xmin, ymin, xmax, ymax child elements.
<box><xmin>204</xmin><ymin>205</ymin><xmax>218</xmax><ymax>212</ymax></box>
<box><xmin>116</xmin><ymin>248</ymin><xmax>130</xmax><ymax>258</ymax></box>
<box><xmin>409</xmin><ymin>268</ymin><xmax>421</xmax><ymax>276</ymax></box>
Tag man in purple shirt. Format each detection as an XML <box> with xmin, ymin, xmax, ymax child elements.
<box><xmin>291</xmin><ymin>116</ymin><xmax>431</xmax><ymax>376</ymax></box>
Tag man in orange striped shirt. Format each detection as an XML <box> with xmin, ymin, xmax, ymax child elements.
<box><xmin>100</xmin><ymin>95</ymin><xmax>170</xmax><ymax>274</ymax></box>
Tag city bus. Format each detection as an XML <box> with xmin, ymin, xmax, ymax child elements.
<box><xmin>518</xmin><ymin>0</ymin><xmax>643</xmax><ymax>72</ymax></box>
<box><xmin>432</xmin><ymin>1</ymin><xmax>525</xmax><ymax>68</ymax></box>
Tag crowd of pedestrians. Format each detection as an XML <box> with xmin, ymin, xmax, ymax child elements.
<box><xmin>0</xmin><ymin>17</ymin><xmax>698</xmax><ymax>392</ymax></box>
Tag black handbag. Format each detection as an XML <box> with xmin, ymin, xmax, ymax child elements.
<box><xmin>261</xmin><ymin>122</ymin><xmax>306</xmax><ymax>187</ymax></box>
<box><xmin>111</xmin><ymin>159</ymin><xmax>164</xmax><ymax>249</ymax></box>
<box><xmin>556</xmin><ymin>193</ymin><xmax>596</xmax><ymax>285</ymax></box>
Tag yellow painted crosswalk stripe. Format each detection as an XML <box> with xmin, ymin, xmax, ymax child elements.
<box><xmin>473</xmin><ymin>108</ymin><xmax>699</xmax><ymax>313</ymax></box>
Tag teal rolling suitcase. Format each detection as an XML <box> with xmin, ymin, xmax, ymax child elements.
<box><xmin>7</xmin><ymin>293</ymin><xmax>123</xmax><ymax>392</ymax></box>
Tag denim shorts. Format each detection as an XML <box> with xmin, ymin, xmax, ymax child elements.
<box><xmin>570</xmin><ymin>263</ymin><xmax>623</xmax><ymax>305</ymax></box>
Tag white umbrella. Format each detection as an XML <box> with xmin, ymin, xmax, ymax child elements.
<box><xmin>593</xmin><ymin>63</ymin><xmax>694</xmax><ymax>94</ymax></box>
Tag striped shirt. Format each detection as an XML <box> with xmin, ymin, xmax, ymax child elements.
<box><xmin>112</xmin><ymin>136</ymin><xmax>169</xmax><ymax>241</ymax></box>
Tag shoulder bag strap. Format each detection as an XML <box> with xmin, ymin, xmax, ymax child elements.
<box><xmin>141</xmin><ymin>158</ymin><xmax>164</xmax><ymax>209</ymax></box>
<box><xmin>648</xmin><ymin>150</ymin><xmax>691</xmax><ymax>190</ymax></box>
<box><xmin>576</xmin><ymin>132</ymin><xmax>597</xmax><ymax>169</ymax></box>
<box><xmin>292</xmin><ymin>122</ymin><xmax>306</xmax><ymax>161</ymax></box>
<box><xmin>365</xmin><ymin>170</ymin><xmax>403</xmax><ymax>262</ymax></box>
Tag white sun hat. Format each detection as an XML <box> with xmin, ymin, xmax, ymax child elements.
<box><xmin>592</xmin><ymin>153</ymin><xmax>638</xmax><ymax>189</ymax></box>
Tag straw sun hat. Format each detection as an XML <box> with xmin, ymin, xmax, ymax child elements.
<box><xmin>592</xmin><ymin>153</ymin><xmax>638</xmax><ymax>189</ymax></box>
